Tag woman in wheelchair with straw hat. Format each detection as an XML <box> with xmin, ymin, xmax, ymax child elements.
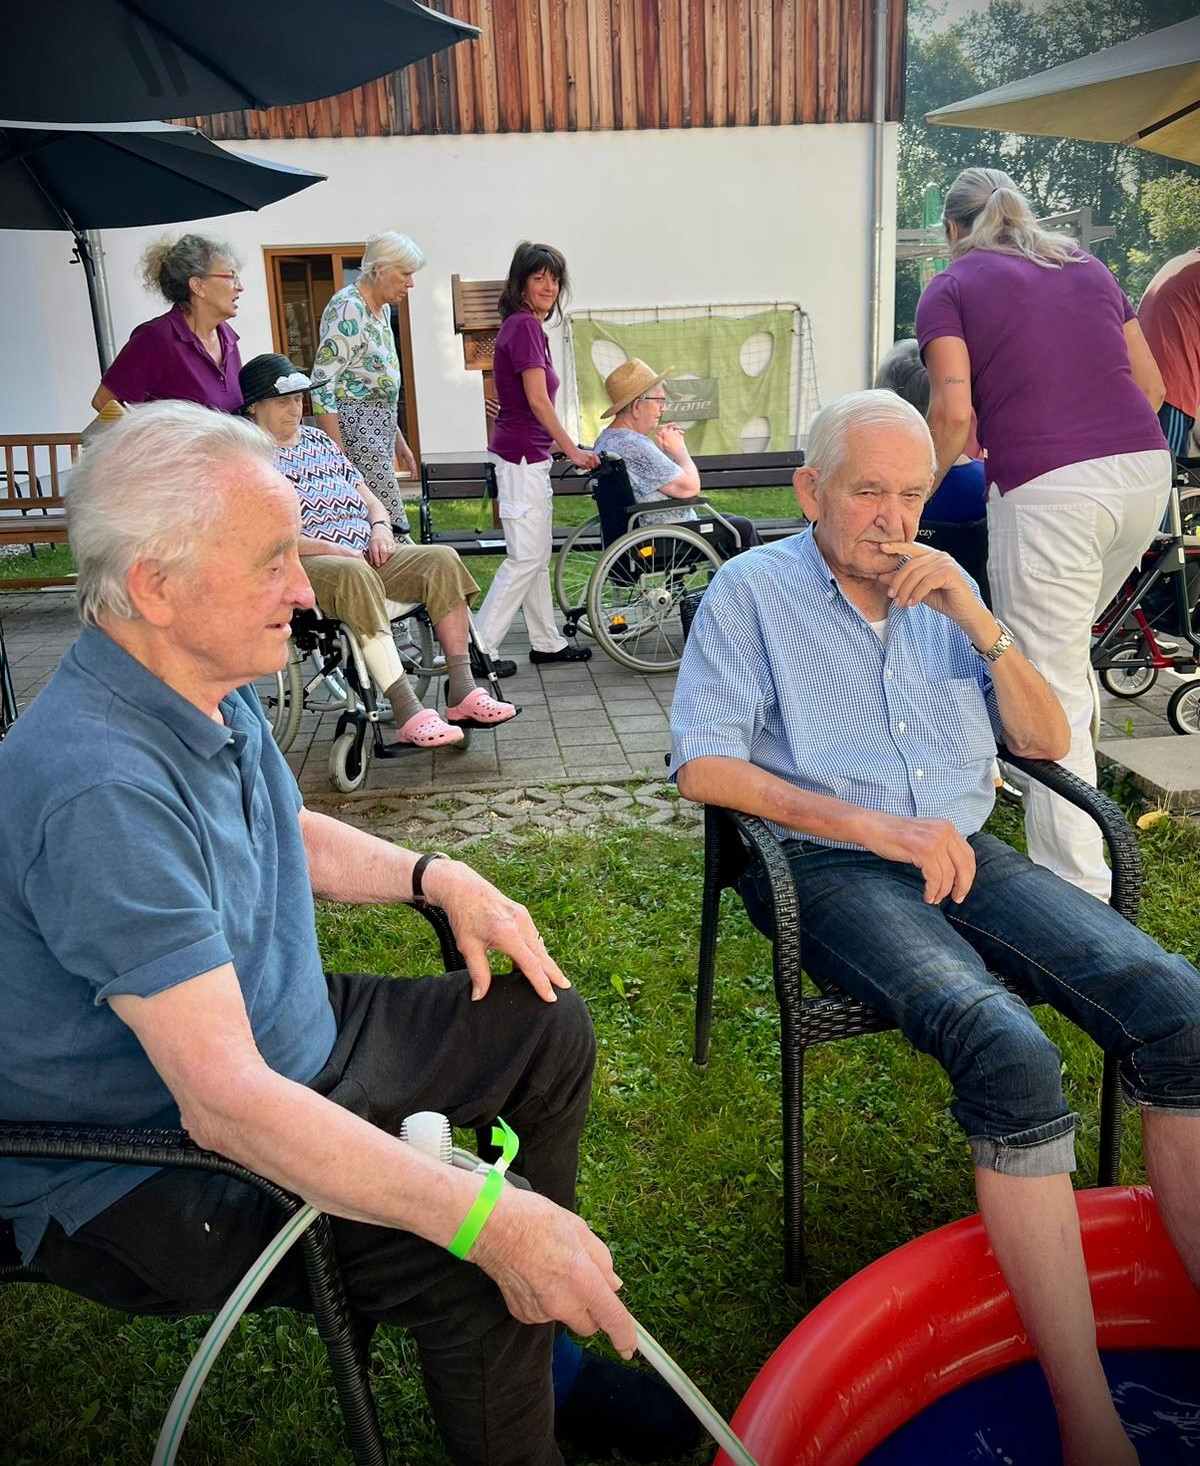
<box><xmin>239</xmin><ymin>353</ymin><xmax>518</xmax><ymax>747</ymax></box>
<box><xmin>594</xmin><ymin>359</ymin><xmax>760</xmax><ymax>558</ymax></box>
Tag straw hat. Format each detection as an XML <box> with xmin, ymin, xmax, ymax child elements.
<box><xmin>600</xmin><ymin>358</ymin><xmax>672</xmax><ymax>419</ymax></box>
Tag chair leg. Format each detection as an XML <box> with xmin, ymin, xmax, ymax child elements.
<box><xmin>780</xmin><ymin>1011</ymin><xmax>805</xmax><ymax>1286</ymax></box>
<box><xmin>301</xmin><ymin>1215</ymin><xmax>388</xmax><ymax>1466</ymax></box>
<box><xmin>1097</xmin><ymin>1052</ymin><xmax>1123</xmax><ymax>1188</ymax></box>
<box><xmin>694</xmin><ymin>814</ymin><xmax>723</xmax><ymax>1067</ymax></box>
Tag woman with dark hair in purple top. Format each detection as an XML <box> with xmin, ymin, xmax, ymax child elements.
<box><xmin>917</xmin><ymin>167</ymin><xmax>1170</xmax><ymax>905</ymax></box>
<box><xmin>474</xmin><ymin>242</ymin><xmax>599</xmax><ymax>669</ymax></box>
<box><xmin>91</xmin><ymin>235</ymin><xmax>244</xmax><ymax>416</ymax></box>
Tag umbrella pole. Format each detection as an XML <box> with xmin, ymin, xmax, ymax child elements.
<box><xmin>74</xmin><ymin>232</ymin><xmax>114</xmax><ymax>374</ymax></box>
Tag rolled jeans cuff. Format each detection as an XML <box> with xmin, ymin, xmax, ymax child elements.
<box><xmin>968</xmin><ymin>1112</ymin><xmax>1078</xmax><ymax>1177</ymax></box>
<box><xmin>1121</xmin><ymin>1075</ymin><xmax>1200</xmax><ymax>1115</ymax></box>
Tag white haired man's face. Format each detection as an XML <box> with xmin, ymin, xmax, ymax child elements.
<box><xmin>793</xmin><ymin>422</ymin><xmax>932</xmax><ymax>584</ymax></box>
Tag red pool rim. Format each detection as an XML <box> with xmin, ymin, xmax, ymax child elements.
<box><xmin>720</xmin><ymin>1186</ymin><xmax>1200</xmax><ymax>1466</ymax></box>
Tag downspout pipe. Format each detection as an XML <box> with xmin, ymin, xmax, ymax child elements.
<box><xmin>868</xmin><ymin>0</ymin><xmax>890</xmax><ymax>385</ymax></box>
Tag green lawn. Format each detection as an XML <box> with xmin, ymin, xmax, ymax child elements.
<box><xmin>0</xmin><ymin>545</ymin><xmax>75</xmax><ymax>584</ymax></box>
<box><xmin>4</xmin><ymin>805</ymin><xmax>1199</xmax><ymax>1465</ymax></box>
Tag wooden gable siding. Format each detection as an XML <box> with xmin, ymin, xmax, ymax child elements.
<box><xmin>175</xmin><ymin>0</ymin><xmax>905</xmax><ymax>140</ymax></box>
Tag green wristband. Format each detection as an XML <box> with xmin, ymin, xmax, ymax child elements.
<box><xmin>448</xmin><ymin>1116</ymin><xmax>519</xmax><ymax>1261</ymax></box>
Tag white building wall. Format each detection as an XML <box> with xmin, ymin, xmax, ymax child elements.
<box><xmin>0</xmin><ymin>124</ymin><xmax>897</xmax><ymax>449</ymax></box>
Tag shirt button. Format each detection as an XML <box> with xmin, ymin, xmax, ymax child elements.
<box><xmin>915</xmin><ymin>769</ymin><xmax>924</xmax><ymax>780</ymax></box>
<box><xmin>897</xmin><ymin>721</ymin><xmax>906</xmax><ymax>734</ymax></box>
<box><xmin>884</xmin><ymin>668</ymin><xmax>894</xmax><ymax>679</ymax></box>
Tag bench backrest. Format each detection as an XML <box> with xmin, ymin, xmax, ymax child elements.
<box><xmin>1</xmin><ymin>435</ymin><xmax>82</xmax><ymax>515</ymax></box>
<box><xmin>420</xmin><ymin>458</ymin><xmax>497</xmax><ymax>502</ymax></box>
<box><xmin>694</xmin><ymin>450</ymin><xmax>805</xmax><ymax>491</ymax></box>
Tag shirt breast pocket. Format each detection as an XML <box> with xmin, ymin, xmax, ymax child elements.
<box><xmin>912</xmin><ymin>676</ymin><xmax>996</xmax><ymax>767</ymax></box>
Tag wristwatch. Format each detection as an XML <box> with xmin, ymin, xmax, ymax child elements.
<box><xmin>976</xmin><ymin>620</ymin><xmax>1015</xmax><ymax>663</ymax></box>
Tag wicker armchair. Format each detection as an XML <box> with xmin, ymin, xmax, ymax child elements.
<box><xmin>1</xmin><ymin>900</ymin><xmax>465</xmax><ymax>1466</ymax></box>
<box><xmin>678</xmin><ymin>593</ymin><xmax>1141</xmax><ymax>1284</ymax></box>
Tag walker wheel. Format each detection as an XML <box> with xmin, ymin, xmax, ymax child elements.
<box><xmin>1167</xmin><ymin>680</ymin><xmax>1200</xmax><ymax>735</ymax></box>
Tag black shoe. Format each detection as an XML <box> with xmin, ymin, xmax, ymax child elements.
<box><xmin>530</xmin><ymin>645</ymin><xmax>592</xmax><ymax>664</ymax></box>
<box><xmin>469</xmin><ymin>646</ymin><xmax>517</xmax><ymax>679</ymax></box>
<box><xmin>556</xmin><ymin>1351</ymin><xmax>703</xmax><ymax>1461</ymax></box>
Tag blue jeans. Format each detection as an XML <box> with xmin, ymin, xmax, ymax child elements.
<box><xmin>741</xmin><ymin>831</ymin><xmax>1200</xmax><ymax>1177</ymax></box>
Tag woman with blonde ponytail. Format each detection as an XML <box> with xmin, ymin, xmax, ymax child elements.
<box><xmin>917</xmin><ymin>166</ymin><xmax>1170</xmax><ymax>904</ymax></box>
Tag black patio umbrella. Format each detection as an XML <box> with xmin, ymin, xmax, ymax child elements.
<box><xmin>5</xmin><ymin>0</ymin><xmax>479</xmax><ymax>125</ymax></box>
<box><xmin>0</xmin><ymin>118</ymin><xmax>326</xmax><ymax>370</ymax></box>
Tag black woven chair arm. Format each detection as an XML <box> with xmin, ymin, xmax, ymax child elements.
<box><xmin>0</xmin><ymin>1121</ymin><xmax>300</xmax><ymax>1214</ymax></box>
<box><xmin>411</xmin><ymin>899</ymin><xmax>465</xmax><ymax>972</ymax></box>
<box><xmin>998</xmin><ymin>747</ymin><xmax>1143</xmax><ymax>923</ymax></box>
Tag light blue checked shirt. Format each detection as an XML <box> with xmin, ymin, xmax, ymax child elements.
<box><xmin>669</xmin><ymin>528</ymin><xmax>1003</xmax><ymax>848</ymax></box>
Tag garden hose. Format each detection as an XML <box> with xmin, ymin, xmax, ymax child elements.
<box><xmin>154</xmin><ymin>1113</ymin><xmax>760</xmax><ymax>1466</ymax></box>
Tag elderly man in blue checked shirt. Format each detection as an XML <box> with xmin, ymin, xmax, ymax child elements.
<box><xmin>670</xmin><ymin>389</ymin><xmax>1200</xmax><ymax>1466</ymax></box>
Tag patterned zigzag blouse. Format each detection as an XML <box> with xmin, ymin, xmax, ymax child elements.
<box><xmin>275</xmin><ymin>426</ymin><xmax>372</xmax><ymax>556</ymax></box>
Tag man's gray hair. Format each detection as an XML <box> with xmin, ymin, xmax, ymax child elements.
<box><xmin>69</xmin><ymin>402</ymin><xmax>275</xmax><ymax>627</ymax></box>
<box><xmin>805</xmin><ymin>389</ymin><xmax>935</xmax><ymax>484</ymax></box>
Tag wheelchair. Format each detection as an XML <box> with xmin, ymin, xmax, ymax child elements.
<box><xmin>256</xmin><ymin>599</ymin><xmax>504</xmax><ymax>793</ymax></box>
<box><xmin>551</xmin><ymin>454</ymin><xmax>746</xmax><ymax>673</ymax></box>
<box><xmin>1090</xmin><ymin>461</ymin><xmax>1200</xmax><ymax>733</ymax></box>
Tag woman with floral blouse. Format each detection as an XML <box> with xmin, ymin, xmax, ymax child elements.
<box><xmin>309</xmin><ymin>232</ymin><xmax>423</xmax><ymax>539</ymax></box>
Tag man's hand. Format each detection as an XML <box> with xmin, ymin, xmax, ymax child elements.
<box><xmin>421</xmin><ymin>858</ymin><xmax>571</xmax><ymax>1002</ymax></box>
<box><xmin>879</xmin><ymin>541</ymin><xmax>994</xmax><ymax>645</ymax></box>
<box><xmin>367</xmin><ymin>522</ymin><xmax>396</xmax><ymax>568</ymax></box>
<box><xmin>472</xmin><ymin>1185</ymin><xmax>637</xmax><ymax>1358</ymax></box>
<box><xmin>860</xmin><ymin>811</ymin><xmax>977</xmax><ymax>904</ymax></box>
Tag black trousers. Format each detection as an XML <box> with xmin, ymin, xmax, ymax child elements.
<box><xmin>707</xmin><ymin>513</ymin><xmax>761</xmax><ymax>559</ymax></box>
<box><xmin>35</xmin><ymin>969</ymin><xmax>597</xmax><ymax>1466</ymax></box>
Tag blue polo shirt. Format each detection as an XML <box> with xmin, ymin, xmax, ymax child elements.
<box><xmin>0</xmin><ymin>628</ymin><xmax>336</xmax><ymax>1259</ymax></box>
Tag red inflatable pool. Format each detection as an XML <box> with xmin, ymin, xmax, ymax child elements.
<box><xmin>720</xmin><ymin>1186</ymin><xmax>1200</xmax><ymax>1466</ymax></box>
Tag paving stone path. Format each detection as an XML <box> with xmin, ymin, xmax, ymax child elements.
<box><xmin>307</xmin><ymin>779</ymin><xmax>704</xmax><ymax>848</ymax></box>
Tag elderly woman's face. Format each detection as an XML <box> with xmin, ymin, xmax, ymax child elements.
<box><xmin>191</xmin><ymin>256</ymin><xmax>243</xmax><ymax>318</ymax></box>
<box><xmin>373</xmin><ymin>263</ymin><xmax>415</xmax><ymax>305</ymax></box>
<box><xmin>250</xmin><ymin>393</ymin><xmax>305</xmax><ymax>445</ymax></box>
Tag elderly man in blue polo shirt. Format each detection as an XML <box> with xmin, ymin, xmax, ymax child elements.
<box><xmin>0</xmin><ymin>402</ymin><xmax>697</xmax><ymax>1466</ymax></box>
<box><xmin>670</xmin><ymin>389</ymin><xmax>1200</xmax><ymax>1466</ymax></box>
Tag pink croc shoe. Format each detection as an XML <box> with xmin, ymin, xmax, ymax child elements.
<box><xmin>395</xmin><ymin>708</ymin><xmax>465</xmax><ymax>748</ymax></box>
<box><xmin>445</xmin><ymin>687</ymin><xmax>521</xmax><ymax>730</ymax></box>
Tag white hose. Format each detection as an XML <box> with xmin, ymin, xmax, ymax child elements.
<box><xmin>153</xmin><ymin>1112</ymin><xmax>762</xmax><ymax>1466</ymax></box>
<box><xmin>152</xmin><ymin>1202</ymin><xmax>320</xmax><ymax>1466</ymax></box>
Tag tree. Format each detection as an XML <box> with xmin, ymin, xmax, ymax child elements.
<box><xmin>1125</xmin><ymin>173</ymin><xmax>1200</xmax><ymax>300</ymax></box>
<box><xmin>896</xmin><ymin>0</ymin><xmax>1200</xmax><ymax>335</ymax></box>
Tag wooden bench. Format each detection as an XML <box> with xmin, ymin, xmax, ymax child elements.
<box><xmin>419</xmin><ymin>447</ymin><xmax>806</xmax><ymax>556</ymax></box>
<box><xmin>0</xmin><ymin>434</ymin><xmax>81</xmax><ymax>591</ymax></box>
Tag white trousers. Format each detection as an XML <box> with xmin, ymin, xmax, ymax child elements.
<box><xmin>473</xmin><ymin>457</ymin><xmax>567</xmax><ymax>656</ymax></box>
<box><xmin>987</xmin><ymin>449</ymin><xmax>1172</xmax><ymax>900</ymax></box>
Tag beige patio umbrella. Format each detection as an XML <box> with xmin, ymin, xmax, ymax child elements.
<box><xmin>926</xmin><ymin>16</ymin><xmax>1200</xmax><ymax>167</ymax></box>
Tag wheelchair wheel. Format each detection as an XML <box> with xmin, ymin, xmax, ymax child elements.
<box><xmin>392</xmin><ymin>609</ymin><xmax>436</xmax><ymax>701</ymax></box>
<box><xmin>586</xmin><ymin>526</ymin><xmax>723</xmax><ymax>673</ymax></box>
<box><xmin>1180</xmin><ymin>484</ymin><xmax>1200</xmax><ymax>537</ymax></box>
<box><xmin>257</xmin><ymin>647</ymin><xmax>304</xmax><ymax>752</ymax></box>
<box><xmin>1168</xmin><ymin>681</ymin><xmax>1200</xmax><ymax>735</ymax></box>
<box><xmin>329</xmin><ymin>726</ymin><xmax>373</xmax><ymax>792</ymax></box>
<box><xmin>553</xmin><ymin>515</ymin><xmax>602</xmax><ymax>638</ymax></box>
<box><xmin>1098</xmin><ymin>642</ymin><xmax>1158</xmax><ymax>699</ymax></box>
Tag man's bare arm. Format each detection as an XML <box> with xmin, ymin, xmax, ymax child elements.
<box><xmin>109</xmin><ymin>969</ymin><xmax>637</xmax><ymax>1354</ymax></box>
<box><xmin>298</xmin><ymin>807</ymin><xmax>569</xmax><ymax>1002</ymax></box>
<box><xmin>677</xmin><ymin>756</ymin><xmax>978</xmax><ymax>904</ymax></box>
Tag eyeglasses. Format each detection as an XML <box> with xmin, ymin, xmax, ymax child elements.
<box><xmin>204</xmin><ymin>271</ymin><xmax>242</xmax><ymax>286</ymax></box>
<box><xmin>642</xmin><ymin>394</ymin><xmax>669</xmax><ymax>405</ymax></box>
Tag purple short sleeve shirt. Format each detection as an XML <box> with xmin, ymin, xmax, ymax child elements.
<box><xmin>916</xmin><ymin>252</ymin><xmax>1166</xmax><ymax>492</ymax></box>
<box><xmin>489</xmin><ymin>311</ymin><xmax>560</xmax><ymax>464</ymax></box>
<box><xmin>101</xmin><ymin>305</ymin><xmax>243</xmax><ymax>413</ymax></box>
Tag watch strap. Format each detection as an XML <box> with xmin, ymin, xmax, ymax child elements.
<box><xmin>411</xmin><ymin>851</ymin><xmax>448</xmax><ymax>901</ymax></box>
<box><xmin>978</xmin><ymin>620</ymin><xmax>1015</xmax><ymax>663</ymax></box>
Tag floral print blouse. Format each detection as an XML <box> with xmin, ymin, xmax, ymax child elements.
<box><xmin>309</xmin><ymin>282</ymin><xmax>401</xmax><ymax>414</ymax></box>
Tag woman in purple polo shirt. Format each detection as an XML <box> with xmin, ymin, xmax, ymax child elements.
<box><xmin>91</xmin><ymin>234</ymin><xmax>244</xmax><ymax>415</ymax></box>
<box><xmin>918</xmin><ymin>167</ymin><xmax>1170</xmax><ymax>902</ymax></box>
<box><xmin>473</xmin><ymin>242</ymin><xmax>599</xmax><ymax>667</ymax></box>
